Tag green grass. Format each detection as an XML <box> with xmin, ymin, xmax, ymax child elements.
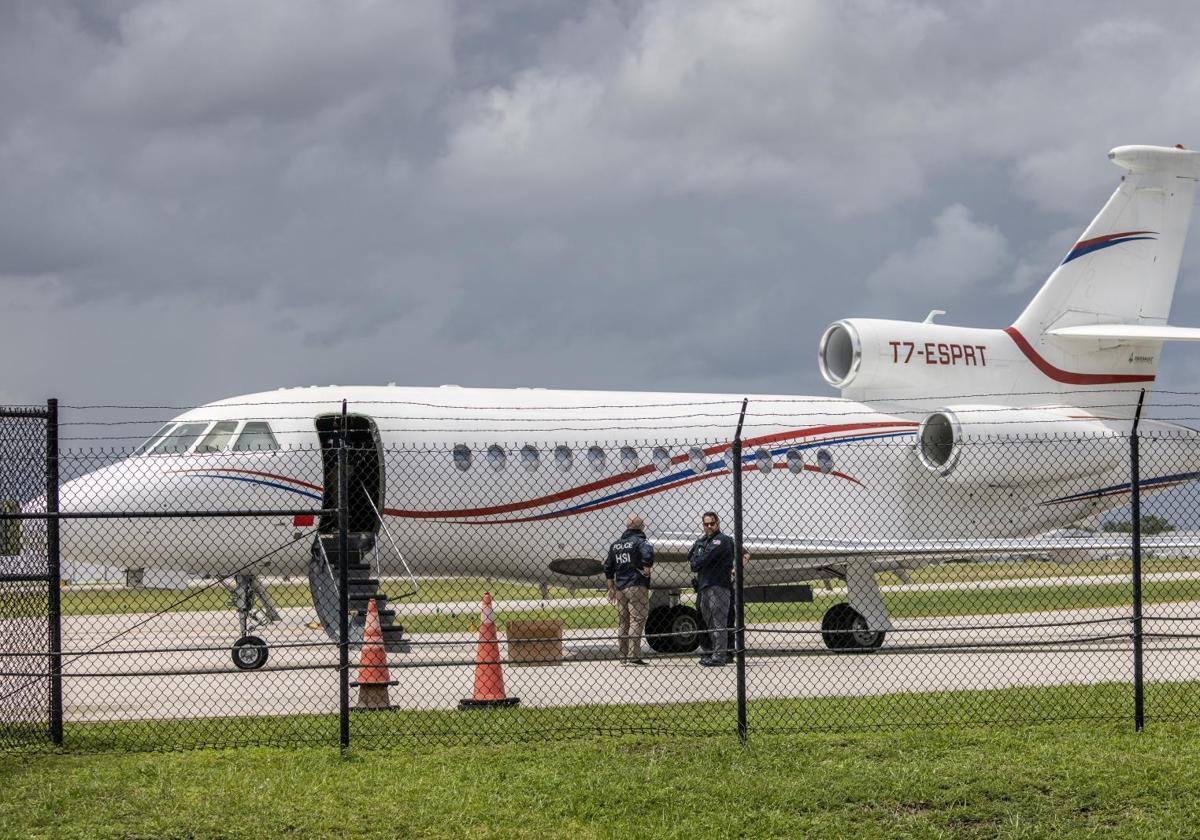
<box><xmin>37</xmin><ymin>680</ymin><xmax>1200</xmax><ymax>753</ymax></box>
<box><xmin>4</xmin><ymin>683</ymin><xmax>1200</xmax><ymax>838</ymax></box>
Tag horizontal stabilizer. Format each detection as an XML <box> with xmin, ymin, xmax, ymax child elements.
<box><xmin>1046</xmin><ymin>324</ymin><xmax>1200</xmax><ymax>342</ymax></box>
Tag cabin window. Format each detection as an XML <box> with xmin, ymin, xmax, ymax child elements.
<box><xmin>688</xmin><ymin>447</ymin><xmax>707</xmax><ymax>474</ymax></box>
<box><xmin>151</xmin><ymin>422</ymin><xmax>208</xmax><ymax>454</ymax></box>
<box><xmin>755</xmin><ymin>448</ymin><xmax>773</xmax><ymax>474</ymax></box>
<box><xmin>816</xmin><ymin>448</ymin><xmax>834</xmax><ymax>474</ymax></box>
<box><xmin>785</xmin><ymin>448</ymin><xmax>805</xmax><ymax>474</ymax></box>
<box><xmin>619</xmin><ymin>447</ymin><xmax>639</xmax><ymax>470</ymax></box>
<box><xmin>554</xmin><ymin>445</ymin><xmax>573</xmax><ymax>471</ymax></box>
<box><xmin>197</xmin><ymin>421</ymin><xmax>239</xmax><ymax>453</ymax></box>
<box><xmin>652</xmin><ymin>447</ymin><xmax>672</xmax><ymax>473</ymax></box>
<box><xmin>586</xmin><ymin>446</ymin><xmax>606</xmax><ymax>472</ymax></box>
<box><xmin>233</xmin><ymin>422</ymin><xmax>280</xmax><ymax>452</ymax></box>
<box><xmin>452</xmin><ymin>444</ymin><xmax>472</xmax><ymax>471</ymax></box>
<box><xmin>520</xmin><ymin>445</ymin><xmax>540</xmax><ymax>471</ymax></box>
<box><xmin>486</xmin><ymin>444</ymin><xmax>507</xmax><ymax>470</ymax></box>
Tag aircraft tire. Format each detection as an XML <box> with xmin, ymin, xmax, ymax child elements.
<box><xmin>645</xmin><ymin>605</ymin><xmax>702</xmax><ymax>653</ymax></box>
<box><xmin>820</xmin><ymin>603</ymin><xmax>884</xmax><ymax>652</ymax></box>
<box><xmin>666</xmin><ymin>605</ymin><xmax>702</xmax><ymax>653</ymax></box>
<box><xmin>645</xmin><ymin>607</ymin><xmax>674</xmax><ymax>653</ymax></box>
<box><xmin>232</xmin><ymin>635</ymin><xmax>269</xmax><ymax>670</ymax></box>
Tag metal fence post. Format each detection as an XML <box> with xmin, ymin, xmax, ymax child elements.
<box><xmin>1130</xmin><ymin>389</ymin><xmax>1146</xmax><ymax>731</ymax></box>
<box><xmin>45</xmin><ymin>398</ymin><xmax>62</xmax><ymax>747</ymax></box>
<box><xmin>733</xmin><ymin>399</ymin><xmax>748</xmax><ymax>742</ymax></box>
<box><xmin>338</xmin><ymin>401</ymin><xmax>350</xmax><ymax>749</ymax></box>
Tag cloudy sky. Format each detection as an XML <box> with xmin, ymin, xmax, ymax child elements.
<box><xmin>4</xmin><ymin>0</ymin><xmax>1200</xmax><ymax>412</ymax></box>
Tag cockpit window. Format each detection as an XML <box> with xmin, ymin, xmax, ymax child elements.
<box><xmin>197</xmin><ymin>421</ymin><xmax>239</xmax><ymax>453</ymax></box>
<box><xmin>133</xmin><ymin>424</ymin><xmax>175</xmax><ymax>456</ymax></box>
<box><xmin>150</xmin><ymin>423</ymin><xmax>208</xmax><ymax>454</ymax></box>
<box><xmin>233</xmin><ymin>421</ymin><xmax>279</xmax><ymax>452</ymax></box>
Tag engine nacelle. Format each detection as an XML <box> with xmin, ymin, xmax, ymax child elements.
<box><xmin>818</xmin><ymin>318</ymin><xmax>1009</xmax><ymax>401</ymax></box>
<box><xmin>914</xmin><ymin>405</ymin><xmax>1123</xmax><ymax>485</ymax></box>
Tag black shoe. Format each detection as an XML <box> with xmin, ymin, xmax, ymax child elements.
<box><xmin>627</xmin><ymin>658</ymin><xmax>648</xmax><ymax>666</ymax></box>
<box><xmin>699</xmin><ymin>656</ymin><xmax>724</xmax><ymax>667</ymax></box>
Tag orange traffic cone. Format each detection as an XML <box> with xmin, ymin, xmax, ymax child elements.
<box><xmin>458</xmin><ymin>592</ymin><xmax>520</xmax><ymax>709</ymax></box>
<box><xmin>351</xmin><ymin>598</ymin><xmax>397</xmax><ymax>710</ymax></box>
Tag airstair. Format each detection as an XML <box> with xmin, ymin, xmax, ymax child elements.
<box><xmin>315</xmin><ymin>533</ymin><xmax>411</xmax><ymax>652</ymax></box>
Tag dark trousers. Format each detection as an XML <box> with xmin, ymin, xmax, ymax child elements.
<box><xmin>699</xmin><ymin>586</ymin><xmax>732</xmax><ymax>660</ymax></box>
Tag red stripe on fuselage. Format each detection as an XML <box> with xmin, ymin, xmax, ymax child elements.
<box><xmin>441</xmin><ymin>462</ymin><xmax>864</xmax><ymax>525</ymax></box>
<box><xmin>175</xmin><ymin>468</ymin><xmax>323</xmax><ymax>492</ymax></box>
<box><xmin>383</xmin><ymin>421</ymin><xmax>901</xmax><ymax>519</ymax></box>
<box><xmin>1004</xmin><ymin>327</ymin><xmax>1155</xmax><ymax>385</ymax></box>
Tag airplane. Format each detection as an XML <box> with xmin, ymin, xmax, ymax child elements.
<box><xmin>16</xmin><ymin>143</ymin><xmax>1200</xmax><ymax>670</ymax></box>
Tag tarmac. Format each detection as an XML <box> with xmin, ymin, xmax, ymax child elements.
<box><xmin>51</xmin><ymin>586</ymin><xmax>1200</xmax><ymax>722</ymax></box>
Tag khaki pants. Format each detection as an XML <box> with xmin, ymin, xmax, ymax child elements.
<box><xmin>615</xmin><ymin>586</ymin><xmax>651</xmax><ymax>659</ymax></box>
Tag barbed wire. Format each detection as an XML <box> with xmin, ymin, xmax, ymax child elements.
<box><xmin>49</xmin><ymin>402</ymin><xmax>1200</xmax><ymax>428</ymax></box>
<box><xmin>55</xmin><ymin>386</ymin><xmax>1200</xmax><ymax>413</ymax></box>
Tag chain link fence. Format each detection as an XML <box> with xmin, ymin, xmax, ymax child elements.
<box><xmin>0</xmin><ymin>405</ymin><xmax>57</xmax><ymax>748</ymax></box>
<box><xmin>3</xmin><ymin>399</ymin><xmax>1200</xmax><ymax>750</ymax></box>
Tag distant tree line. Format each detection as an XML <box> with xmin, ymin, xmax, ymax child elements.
<box><xmin>1102</xmin><ymin>514</ymin><xmax>1175</xmax><ymax>535</ymax></box>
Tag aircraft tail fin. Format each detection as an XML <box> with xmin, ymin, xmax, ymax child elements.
<box><xmin>1014</xmin><ymin>145</ymin><xmax>1200</xmax><ymax>339</ymax></box>
<box><xmin>1008</xmin><ymin>145</ymin><xmax>1200</xmax><ymax>408</ymax></box>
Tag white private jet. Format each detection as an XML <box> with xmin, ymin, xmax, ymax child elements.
<box><xmin>24</xmin><ymin>144</ymin><xmax>1200</xmax><ymax>669</ymax></box>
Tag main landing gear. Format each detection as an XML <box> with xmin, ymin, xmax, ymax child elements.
<box><xmin>646</xmin><ymin>604</ymin><xmax>703</xmax><ymax>653</ymax></box>
<box><xmin>643</xmin><ymin>592</ymin><xmax>887</xmax><ymax>653</ymax></box>
<box><xmin>224</xmin><ymin>573</ymin><xmax>281</xmax><ymax>670</ymax></box>
<box><xmin>819</xmin><ymin>602</ymin><xmax>886</xmax><ymax>651</ymax></box>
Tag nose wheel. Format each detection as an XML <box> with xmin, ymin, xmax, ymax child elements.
<box><xmin>222</xmin><ymin>573</ymin><xmax>280</xmax><ymax>671</ymax></box>
<box><xmin>232</xmin><ymin>635</ymin><xmax>269</xmax><ymax>670</ymax></box>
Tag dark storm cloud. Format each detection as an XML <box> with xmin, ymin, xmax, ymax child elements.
<box><xmin>3</xmin><ymin>0</ymin><xmax>1200</xmax><ymax>411</ymax></box>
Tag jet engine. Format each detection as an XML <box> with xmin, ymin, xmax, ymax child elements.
<box><xmin>914</xmin><ymin>405</ymin><xmax>1124</xmax><ymax>485</ymax></box>
<box><xmin>818</xmin><ymin>318</ymin><xmax>1004</xmax><ymax>399</ymax></box>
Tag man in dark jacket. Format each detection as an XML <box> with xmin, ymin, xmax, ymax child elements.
<box><xmin>688</xmin><ymin>511</ymin><xmax>734</xmax><ymax>666</ymax></box>
<box><xmin>605</xmin><ymin>514</ymin><xmax>655</xmax><ymax>665</ymax></box>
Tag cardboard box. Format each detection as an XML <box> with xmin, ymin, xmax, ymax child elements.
<box><xmin>505</xmin><ymin>618</ymin><xmax>563</xmax><ymax>666</ymax></box>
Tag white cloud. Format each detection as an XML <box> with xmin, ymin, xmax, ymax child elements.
<box><xmin>4</xmin><ymin>1</ymin><xmax>1200</xmax><ymax>407</ymax></box>
<box><xmin>866</xmin><ymin>204</ymin><xmax>1009</xmax><ymax>297</ymax></box>
<box><xmin>1004</xmin><ymin>225</ymin><xmax>1079</xmax><ymax>296</ymax></box>
<box><xmin>81</xmin><ymin>0</ymin><xmax>453</xmax><ymax>125</ymax></box>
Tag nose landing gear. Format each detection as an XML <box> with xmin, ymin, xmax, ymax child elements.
<box><xmin>232</xmin><ymin>635</ymin><xmax>268</xmax><ymax>670</ymax></box>
<box><xmin>224</xmin><ymin>573</ymin><xmax>281</xmax><ymax>670</ymax></box>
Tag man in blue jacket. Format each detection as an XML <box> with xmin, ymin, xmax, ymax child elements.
<box><xmin>688</xmin><ymin>511</ymin><xmax>734</xmax><ymax>667</ymax></box>
<box><xmin>605</xmin><ymin>514</ymin><xmax>655</xmax><ymax>665</ymax></box>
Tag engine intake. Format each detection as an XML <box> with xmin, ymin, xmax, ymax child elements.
<box><xmin>915</xmin><ymin>405</ymin><xmax>1123</xmax><ymax>486</ymax></box>
<box><xmin>818</xmin><ymin>321</ymin><xmax>862</xmax><ymax>388</ymax></box>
